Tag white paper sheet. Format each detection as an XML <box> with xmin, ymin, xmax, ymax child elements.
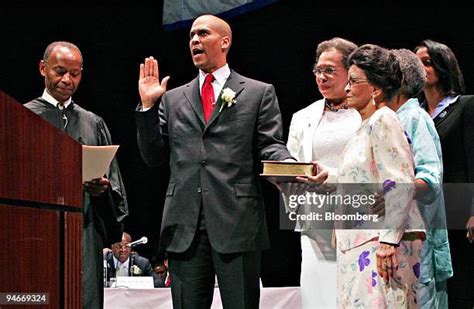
<box><xmin>114</xmin><ymin>276</ymin><xmax>154</xmax><ymax>289</ymax></box>
<box><xmin>82</xmin><ymin>145</ymin><xmax>119</xmax><ymax>183</ymax></box>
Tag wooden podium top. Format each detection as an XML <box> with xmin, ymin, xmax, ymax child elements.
<box><xmin>0</xmin><ymin>90</ymin><xmax>82</xmax><ymax>209</ymax></box>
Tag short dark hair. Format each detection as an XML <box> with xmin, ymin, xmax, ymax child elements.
<box><xmin>315</xmin><ymin>37</ymin><xmax>358</xmax><ymax>70</ymax></box>
<box><xmin>392</xmin><ymin>49</ymin><xmax>426</xmax><ymax>98</ymax></box>
<box><xmin>414</xmin><ymin>39</ymin><xmax>464</xmax><ymax>97</ymax></box>
<box><xmin>43</xmin><ymin>41</ymin><xmax>83</xmax><ymax>64</ymax></box>
<box><xmin>348</xmin><ymin>44</ymin><xmax>402</xmax><ymax>102</ymax></box>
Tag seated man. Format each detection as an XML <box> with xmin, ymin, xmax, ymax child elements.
<box><xmin>104</xmin><ymin>232</ymin><xmax>165</xmax><ymax>287</ymax></box>
<box><xmin>153</xmin><ymin>259</ymin><xmax>170</xmax><ymax>287</ymax></box>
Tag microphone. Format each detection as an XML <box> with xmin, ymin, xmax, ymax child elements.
<box><xmin>127</xmin><ymin>236</ymin><xmax>148</xmax><ymax>248</ymax></box>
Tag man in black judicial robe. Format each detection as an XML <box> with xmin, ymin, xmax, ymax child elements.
<box><xmin>24</xmin><ymin>41</ymin><xmax>128</xmax><ymax>309</ymax></box>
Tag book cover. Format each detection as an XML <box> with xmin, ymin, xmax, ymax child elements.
<box><xmin>260</xmin><ymin>160</ymin><xmax>315</xmax><ymax>182</ymax></box>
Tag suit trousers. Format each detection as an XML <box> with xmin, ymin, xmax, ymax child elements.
<box><xmin>168</xmin><ymin>231</ymin><xmax>261</xmax><ymax>309</ymax></box>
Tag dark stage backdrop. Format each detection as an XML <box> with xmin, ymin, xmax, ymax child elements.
<box><xmin>2</xmin><ymin>2</ymin><xmax>473</xmax><ymax>287</ymax></box>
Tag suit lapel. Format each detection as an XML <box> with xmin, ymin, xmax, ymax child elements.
<box><xmin>206</xmin><ymin>71</ymin><xmax>245</xmax><ymax>128</ymax></box>
<box><xmin>128</xmin><ymin>256</ymin><xmax>133</xmax><ymax>276</ymax></box>
<box><xmin>433</xmin><ymin>98</ymin><xmax>458</xmax><ymax>128</ymax></box>
<box><xmin>183</xmin><ymin>71</ymin><xmax>245</xmax><ymax>131</ymax></box>
<box><xmin>302</xmin><ymin>100</ymin><xmax>325</xmax><ymax>161</ymax></box>
<box><xmin>183</xmin><ymin>77</ymin><xmax>206</xmax><ymax>127</ymax></box>
<box><xmin>107</xmin><ymin>255</ymin><xmax>118</xmax><ymax>278</ymax></box>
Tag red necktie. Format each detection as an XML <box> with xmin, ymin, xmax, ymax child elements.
<box><xmin>165</xmin><ymin>274</ymin><xmax>171</xmax><ymax>287</ymax></box>
<box><xmin>201</xmin><ymin>74</ymin><xmax>215</xmax><ymax>123</ymax></box>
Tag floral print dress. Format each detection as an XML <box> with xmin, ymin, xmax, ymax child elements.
<box><xmin>331</xmin><ymin>107</ymin><xmax>426</xmax><ymax>308</ymax></box>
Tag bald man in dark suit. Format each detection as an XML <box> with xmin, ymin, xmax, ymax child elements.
<box><xmin>136</xmin><ymin>14</ymin><xmax>292</xmax><ymax>309</ymax></box>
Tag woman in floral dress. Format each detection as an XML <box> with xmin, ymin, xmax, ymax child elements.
<box><xmin>306</xmin><ymin>44</ymin><xmax>426</xmax><ymax>308</ymax></box>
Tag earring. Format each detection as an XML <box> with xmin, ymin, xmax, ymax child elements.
<box><xmin>371</xmin><ymin>95</ymin><xmax>376</xmax><ymax>106</ymax></box>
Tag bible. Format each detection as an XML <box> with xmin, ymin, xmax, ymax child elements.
<box><xmin>260</xmin><ymin>160</ymin><xmax>315</xmax><ymax>182</ymax></box>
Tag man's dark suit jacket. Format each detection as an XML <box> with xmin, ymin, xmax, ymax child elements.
<box><xmin>433</xmin><ymin>95</ymin><xmax>474</xmax><ymax>226</ymax></box>
<box><xmin>136</xmin><ymin>70</ymin><xmax>292</xmax><ymax>254</ymax></box>
<box><xmin>105</xmin><ymin>252</ymin><xmax>164</xmax><ymax>288</ymax></box>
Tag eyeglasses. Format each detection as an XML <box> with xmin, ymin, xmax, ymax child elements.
<box><xmin>346</xmin><ymin>77</ymin><xmax>369</xmax><ymax>87</ymax></box>
<box><xmin>313</xmin><ymin>67</ymin><xmax>337</xmax><ymax>77</ymax></box>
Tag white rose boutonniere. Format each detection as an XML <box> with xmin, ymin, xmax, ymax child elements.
<box><xmin>219</xmin><ymin>87</ymin><xmax>237</xmax><ymax>112</ymax></box>
<box><xmin>131</xmin><ymin>265</ymin><xmax>143</xmax><ymax>276</ymax></box>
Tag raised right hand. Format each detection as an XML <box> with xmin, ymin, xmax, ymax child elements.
<box><xmin>139</xmin><ymin>56</ymin><xmax>170</xmax><ymax>109</ymax></box>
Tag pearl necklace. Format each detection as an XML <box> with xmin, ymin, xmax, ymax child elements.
<box><xmin>325</xmin><ymin>100</ymin><xmax>348</xmax><ymax>112</ymax></box>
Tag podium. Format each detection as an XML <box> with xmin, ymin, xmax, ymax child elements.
<box><xmin>0</xmin><ymin>91</ymin><xmax>83</xmax><ymax>308</ymax></box>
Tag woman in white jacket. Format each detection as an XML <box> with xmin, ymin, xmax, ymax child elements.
<box><xmin>286</xmin><ymin>37</ymin><xmax>361</xmax><ymax>308</ymax></box>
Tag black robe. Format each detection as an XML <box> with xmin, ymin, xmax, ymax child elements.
<box><xmin>24</xmin><ymin>97</ymin><xmax>128</xmax><ymax>309</ymax></box>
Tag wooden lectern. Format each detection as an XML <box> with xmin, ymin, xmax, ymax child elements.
<box><xmin>0</xmin><ymin>91</ymin><xmax>83</xmax><ymax>308</ymax></box>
